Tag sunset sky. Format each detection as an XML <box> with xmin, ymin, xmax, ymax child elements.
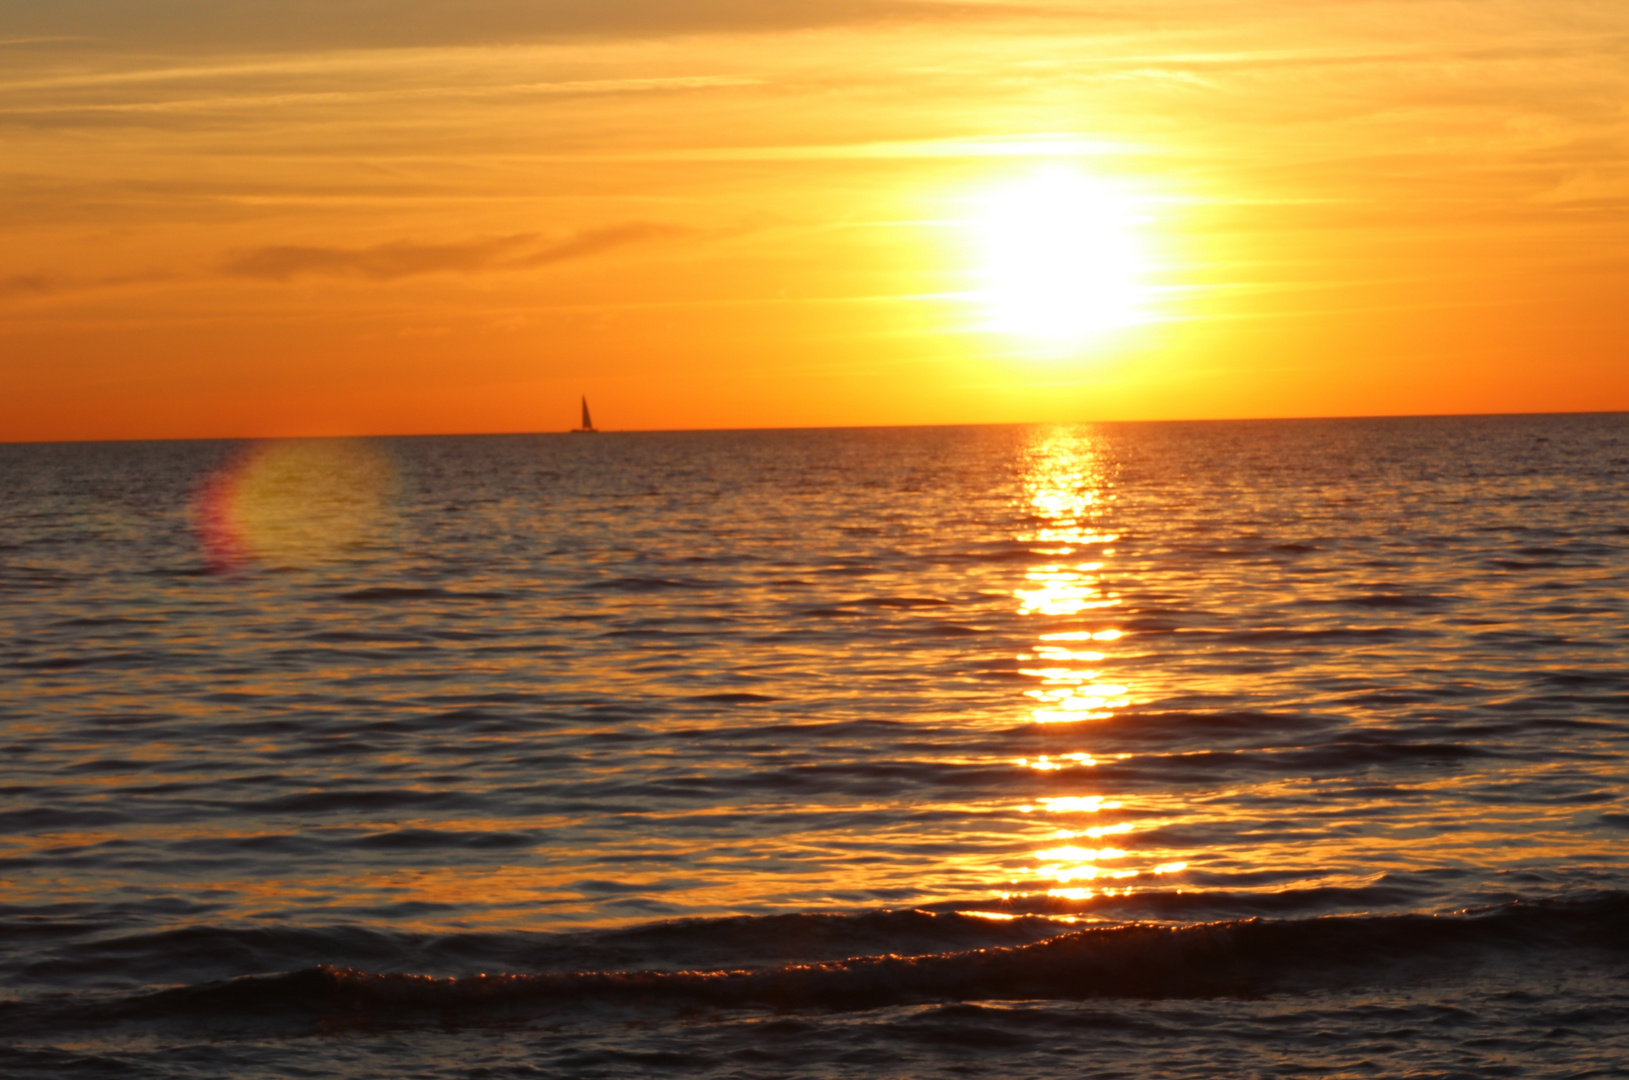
<box><xmin>4</xmin><ymin>0</ymin><xmax>1627</xmax><ymax>441</ymax></box>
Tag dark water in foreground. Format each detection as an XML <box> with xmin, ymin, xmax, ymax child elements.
<box><xmin>1</xmin><ymin>416</ymin><xmax>1627</xmax><ymax>1078</ymax></box>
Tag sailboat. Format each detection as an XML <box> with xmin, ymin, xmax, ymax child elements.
<box><xmin>571</xmin><ymin>395</ymin><xmax>598</xmax><ymax>434</ymax></box>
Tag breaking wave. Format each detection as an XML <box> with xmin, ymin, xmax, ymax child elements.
<box><xmin>6</xmin><ymin>894</ymin><xmax>1623</xmax><ymax>1037</ymax></box>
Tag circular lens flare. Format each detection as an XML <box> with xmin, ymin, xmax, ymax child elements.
<box><xmin>194</xmin><ymin>439</ymin><xmax>396</xmax><ymax>571</ymax></box>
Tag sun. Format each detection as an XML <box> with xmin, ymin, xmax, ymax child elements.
<box><xmin>969</xmin><ymin>166</ymin><xmax>1151</xmax><ymax>345</ymax></box>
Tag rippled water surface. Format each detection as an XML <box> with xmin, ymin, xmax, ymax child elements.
<box><xmin>2</xmin><ymin>416</ymin><xmax>1627</xmax><ymax>1077</ymax></box>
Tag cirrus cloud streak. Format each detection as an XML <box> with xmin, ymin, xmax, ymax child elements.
<box><xmin>221</xmin><ymin>223</ymin><xmax>691</xmax><ymax>282</ymax></box>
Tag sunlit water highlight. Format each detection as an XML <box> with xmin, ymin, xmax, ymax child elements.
<box><xmin>1</xmin><ymin>417</ymin><xmax>1626</xmax><ymax>1077</ymax></box>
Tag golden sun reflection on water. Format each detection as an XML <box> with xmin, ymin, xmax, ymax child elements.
<box><xmin>1016</xmin><ymin>431</ymin><xmax>1128</xmax><ymax>726</ymax></box>
<box><xmin>1006</xmin><ymin>429</ymin><xmax>1181</xmax><ymax>903</ymax></box>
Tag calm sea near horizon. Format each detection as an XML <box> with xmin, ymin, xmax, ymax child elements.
<box><xmin>1</xmin><ymin>415</ymin><xmax>1626</xmax><ymax>1078</ymax></box>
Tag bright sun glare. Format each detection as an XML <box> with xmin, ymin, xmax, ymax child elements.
<box><xmin>971</xmin><ymin>166</ymin><xmax>1150</xmax><ymax>345</ymax></box>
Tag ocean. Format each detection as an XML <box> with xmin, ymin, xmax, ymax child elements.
<box><xmin>1</xmin><ymin>415</ymin><xmax>1626</xmax><ymax>1078</ymax></box>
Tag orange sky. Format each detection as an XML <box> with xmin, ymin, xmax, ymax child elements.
<box><xmin>3</xmin><ymin>0</ymin><xmax>1627</xmax><ymax>441</ymax></box>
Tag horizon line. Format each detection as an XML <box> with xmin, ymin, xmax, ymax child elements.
<box><xmin>2</xmin><ymin>408</ymin><xmax>1625</xmax><ymax>447</ymax></box>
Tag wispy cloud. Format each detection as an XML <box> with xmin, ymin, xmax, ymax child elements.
<box><xmin>0</xmin><ymin>271</ymin><xmax>179</xmax><ymax>301</ymax></box>
<box><xmin>0</xmin><ymin>37</ymin><xmax>87</xmax><ymax>48</ymax></box>
<box><xmin>0</xmin><ymin>0</ymin><xmax>1037</xmax><ymax>52</ymax></box>
<box><xmin>511</xmin><ymin>223</ymin><xmax>691</xmax><ymax>267</ymax></box>
<box><xmin>0</xmin><ymin>79</ymin><xmax>766</xmax><ymax>136</ymax></box>
<box><xmin>221</xmin><ymin>224</ymin><xmax>689</xmax><ymax>282</ymax></box>
<box><xmin>0</xmin><ymin>274</ymin><xmax>62</xmax><ymax>299</ymax></box>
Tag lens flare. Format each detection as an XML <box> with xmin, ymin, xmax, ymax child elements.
<box><xmin>194</xmin><ymin>439</ymin><xmax>397</xmax><ymax>570</ymax></box>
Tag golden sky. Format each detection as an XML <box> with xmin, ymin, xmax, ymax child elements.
<box><xmin>3</xmin><ymin>0</ymin><xmax>1627</xmax><ymax>440</ymax></box>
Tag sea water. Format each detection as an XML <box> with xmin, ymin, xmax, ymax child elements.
<box><xmin>1</xmin><ymin>416</ymin><xmax>1626</xmax><ymax>1078</ymax></box>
